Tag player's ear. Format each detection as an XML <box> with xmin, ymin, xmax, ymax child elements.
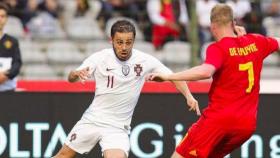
<box><xmin>109</xmin><ymin>37</ymin><xmax>113</xmax><ymax>44</ymax></box>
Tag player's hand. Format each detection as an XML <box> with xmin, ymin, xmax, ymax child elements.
<box><xmin>234</xmin><ymin>25</ymin><xmax>246</xmax><ymax>36</ymax></box>
<box><xmin>146</xmin><ymin>73</ymin><xmax>169</xmax><ymax>82</ymax></box>
<box><xmin>186</xmin><ymin>95</ymin><xmax>201</xmax><ymax>116</ymax></box>
<box><xmin>75</xmin><ymin>67</ymin><xmax>92</xmax><ymax>83</ymax></box>
<box><xmin>0</xmin><ymin>71</ymin><xmax>8</xmax><ymax>84</ymax></box>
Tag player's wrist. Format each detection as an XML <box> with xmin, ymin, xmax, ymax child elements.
<box><xmin>185</xmin><ymin>93</ymin><xmax>194</xmax><ymax>100</ymax></box>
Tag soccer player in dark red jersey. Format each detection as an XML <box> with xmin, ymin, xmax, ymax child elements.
<box><xmin>147</xmin><ymin>3</ymin><xmax>280</xmax><ymax>158</ymax></box>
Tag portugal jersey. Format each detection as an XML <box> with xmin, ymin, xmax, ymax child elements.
<box><xmin>76</xmin><ymin>48</ymin><xmax>172</xmax><ymax>130</ymax></box>
<box><xmin>204</xmin><ymin>34</ymin><xmax>279</xmax><ymax>129</ymax></box>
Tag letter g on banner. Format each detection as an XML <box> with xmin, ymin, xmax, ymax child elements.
<box><xmin>130</xmin><ymin>123</ymin><xmax>163</xmax><ymax>158</ymax></box>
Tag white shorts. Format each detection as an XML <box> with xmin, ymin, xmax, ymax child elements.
<box><xmin>65</xmin><ymin>120</ymin><xmax>130</xmax><ymax>156</ymax></box>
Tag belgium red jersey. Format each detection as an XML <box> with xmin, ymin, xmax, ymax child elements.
<box><xmin>204</xmin><ymin>34</ymin><xmax>278</xmax><ymax>129</ymax></box>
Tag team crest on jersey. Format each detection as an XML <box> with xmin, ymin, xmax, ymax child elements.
<box><xmin>4</xmin><ymin>40</ymin><xmax>12</xmax><ymax>49</ymax></box>
<box><xmin>122</xmin><ymin>64</ymin><xmax>130</xmax><ymax>76</ymax></box>
<box><xmin>134</xmin><ymin>64</ymin><xmax>143</xmax><ymax>76</ymax></box>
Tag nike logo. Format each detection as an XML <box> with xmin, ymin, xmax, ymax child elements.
<box><xmin>106</xmin><ymin>68</ymin><xmax>115</xmax><ymax>71</ymax></box>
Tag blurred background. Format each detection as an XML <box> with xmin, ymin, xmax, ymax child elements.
<box><xmin>1</xmin><ymin>0</ymin><xmax>279</xmax><ymax>80</ymax></box>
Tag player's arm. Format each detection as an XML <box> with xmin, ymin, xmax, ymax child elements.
<box><xmin>168</xmin><ymin>64</ymin><xmax>215</xmax><ymax>81</ymax></box>
<box><xmin>274</xmin><ymin>37</ymin><xmax>280</xmax><ymax>50</ymax></box>
<box><xmin>147</xmin><ymin>56</ymin><xmax>201</xmax><ymax>115</ymax></box>
<box><xmin>0</xmin><ymin>71</ymin><xmax>8</xmax><ymax>84</ymax></box>
<box><xmin>148</xmin><ymin>64</ymin><xmax>216</xmax><ymax>82</ymax></box>
<box><xmin>171</xmin><ymin>80</ymin><xmax>201</xmax><ymax>116</ymax></box>
<box><xmin>6</xmin><ymin>39</ymin><xmax>22</xmax><ymax>80</ymax></box>
<box><xmin>68</xmin><ymin>67</ymin><xmax>92</xmax><ymax>83</ymax></box>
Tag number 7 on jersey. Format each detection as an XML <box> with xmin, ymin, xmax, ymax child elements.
<box><xmin>239</xmin><ymin>61</ymin><xmax>254</xmax><ymax>93</ymax></box>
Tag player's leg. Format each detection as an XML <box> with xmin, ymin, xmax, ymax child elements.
<box><xmin>53</xmin><ymin>144</ymin><xmax>76</xmax><ymax>158</ymax></box>
<box><xmin>174</xmin><ymin>119</ymin><xmax>225</xmax><ymax>158</ymax></box>
<box><xmin>171</xmin><ymin>151</ymin><xmax>185</xmax><ymax>158</ymax></box>
<box><xmin>103</xmin><ymin>149</ymin><xmax>127</xmax><ymax>158</ymax></box>
<box><xmin>208</xmin><ymin>129</ymin><xmax>254</xmax><ymax>158</ymax></box>
<box><xmin>100</xmin><ymin>127</ymin><xmax>130</xmax><ymax>158</ymax></box>
<box><xmin>171</xmin><ymin>132</ymin><xmax>194</xmax><ymax>158</ymax></box>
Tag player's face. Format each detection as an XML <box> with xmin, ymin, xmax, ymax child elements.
<box><xmin>0</xmin><ymin>9</ymin><xmax>7</xmax><ymax>31</ymax></box>
<box><xmin>112</xmin><ymin>32</ymin><xmax>134</xmax><ymax>61</ymax></box>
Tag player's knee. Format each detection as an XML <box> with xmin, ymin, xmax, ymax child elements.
<box><xmin>106</xmin><ymin>155</ymin><xmax>126</xmax><ymax>158</ymax></box>
<box><xmin>104</xmin><ymin>150</ymin><xmax>127</xmax><ymax>158</ymax></box>
<box><xmin>52</xmin><ymin>150</ymin><xmax>68</xmax><ymax>158</ymax></box>
<box><xmin>53</xmin><ymin>152</ymin><xmax>73</xmax><ymax>158</ymax></box>
<box><xmin>105</xmin><ymin>154</ymin><xmax>126</xmax><ymax>158</ymax></box>
<box><xmin>53</xmin><ymin>146</ymin><xmax>76</xmax><ymax>158</ymax></box>
<box><xmin>171</xmin><ymin>152</ymin><xmax>184</xmax><ymax>158</ymax></box>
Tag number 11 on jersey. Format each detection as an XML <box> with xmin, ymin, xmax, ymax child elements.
<box><xmin>107</xmin><ymin>75</ymin><xmax>114</xmax><ymax>88</ymax></box>
<box><xmin>239</xmin><ymin>61</ymin><xmax>254</xmax><ymax>93</ymax></box>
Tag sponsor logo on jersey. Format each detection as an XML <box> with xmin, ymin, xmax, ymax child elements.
<box><xmin>106</xmin><ymin>68</ymin><xmax>114</xmax><ymax>71</ymax></box>
<box><xmin>134</xmin><ymin>64</ymin><xmax>143</xmax><ymax>76</ymax></box>
<box><xmin>122</xmin><ymin>64</ymin><xmax>130</xmax><ymax>76</ymax></box>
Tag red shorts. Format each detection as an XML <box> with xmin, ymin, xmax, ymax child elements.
<box><xmin>176</xmin><ymin>118</ymin><xmax>255</xmax><ymax>158</ymax></box>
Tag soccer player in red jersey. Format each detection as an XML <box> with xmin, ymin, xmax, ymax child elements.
<box><xmin>147</xmin><ymin>3</ymin><xmax>280</xmax><ymax>158</ymax></box>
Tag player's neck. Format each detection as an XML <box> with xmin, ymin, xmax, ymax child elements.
<box><xmin>216</xmin><ymin>28</ymin><xmax>236</xmax><ymax>41</ymax></box>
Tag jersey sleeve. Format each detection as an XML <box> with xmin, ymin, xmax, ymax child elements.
<box><xmin>7</xmin><ymin>38</ymin><xmax>22</xmax><ymax>79</ymax></box>
<box><xmin>149</xmin><ymin>55</ymin><xmax>172</xmax><ymax>74</ymax></box>
<box><xmin>204</xmin><ymin>44</ymin><xmax>224</xmax><ymax>70</ymax></box>
<box><xmin>76</xmin><ymin>52</ymin><xmax>102</xmax><ymax>74</ymax></box>
<box><xmin>251</xmin><ymin>34</ymin><xmax>279</xmax><ymax>58</ymax></box>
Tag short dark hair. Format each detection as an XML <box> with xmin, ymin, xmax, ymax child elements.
<box><xmin>111</xmin><ymin>20</ymin><xmax>136</xmax><ymax>38</ymax></box>
<box><xmin>0</xmin><ymin>2</ymin><xmax>9</xmax><ymax>14</ymax></box>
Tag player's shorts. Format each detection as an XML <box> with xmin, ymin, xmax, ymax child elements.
<box><xmin>176</xmin><ymin>118</ymin><xmax>255</xmax><ymax>158</ymax></box>
<box><xmin>65</xmin><ymin>120</ymin><xmax>130</xmax><ymax>156</ymax></box>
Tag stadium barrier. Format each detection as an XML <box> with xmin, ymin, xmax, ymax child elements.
<box><xmin>0</xmin><ymin>81</ymin><xmax>280</xmax><ymax>157</ymax></box>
